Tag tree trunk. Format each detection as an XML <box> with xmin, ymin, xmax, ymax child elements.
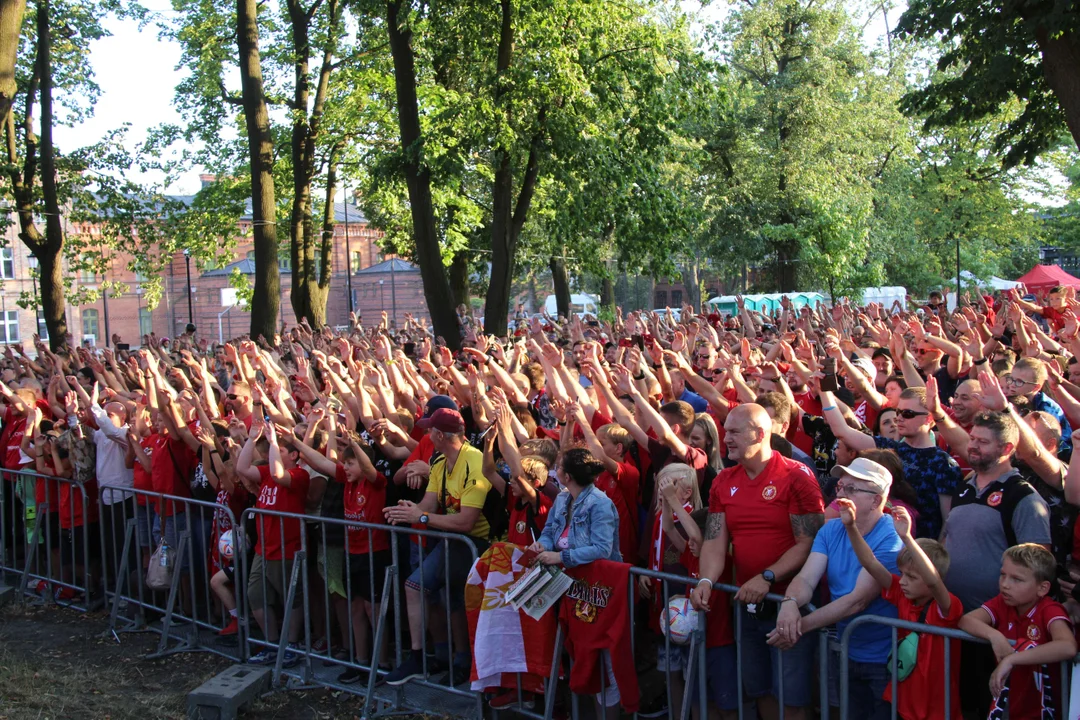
<box><xmin>236</xmin><ymin>0</ymin><xmax>279</xmax><ymax>340</ymax></box>
<box><xmin>550</xmin><ymin>253</ymin><xmax>570</xmax><ymax>319</ymax></box>
<box><xmin>35</xmin><ymin>0</ymin><xmax>66</xmax><ymax>349</ymax></box>
<box><xmin>386</xmin><ymin>0</ymin><xmax>459</xmax><ymax>348</ymax></box>
<box><xmin>308</xmin><ymin>145</ymin><xmax>339</xmax><ymax>328</ymax></box>
<box><xmin>287</xmin><ymin>0</ymin><xmax>338</xmax><ymax>328</ymax></box>
<box><xmin>682</xmin><ymin>256</ymin><xmax>701</xmax><ymax>312</ymax></box>
<box><xmin>0</xmin><ymin>0</ymin><xmax>24</xmax><ymax>123</ymax></box>
<box><xmin>600</xmin><ymin>274</ymin><xmax>615</xmax><ymax>313</ymax></box>
<box><xmin>1035</xmin><ymin>28</ymin><xmax>1080</xmax><ymax>154</ymax></box>
<box><xmin>448</xmin><ymin>251</ymin><xmax>470</xmax><ymax>310</ymax></box>
<box><xmin>527</xmin><ymin>274</ymin><xmax>539</xmax><ymax>313</ymax></box>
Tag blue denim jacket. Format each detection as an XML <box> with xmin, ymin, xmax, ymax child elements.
<box><xmin>538</xmin><ymin>484</ymin><xmax>622</xmax><ymax>568</ymax></box>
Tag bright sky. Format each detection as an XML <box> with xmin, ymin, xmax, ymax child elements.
<box><xmin>52</xmin><ymin>1</ymin><xmax>908</xmax><ymax>198</ymax></box>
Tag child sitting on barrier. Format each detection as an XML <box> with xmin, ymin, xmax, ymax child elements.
<box><xmin>839</xmin><ymin>500</ymin><xmax>962</xmax><ymax>720</ymax></box>
<box><xmin>959</xmin><ymin>544</ymin><xmax>1077</xmax><ymax>719</ymax></box>
<box><xmin>199</xmin><ymin>424</ymin><xmax>248</xmax><ymax>638</ymax></box>
<box><xmin>291</xmin><ymin>422</ymin><xmax>389</xmax><ymax>686</ymax></box>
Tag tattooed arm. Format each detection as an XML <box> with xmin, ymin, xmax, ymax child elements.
<box><xmin>689</xmin><ymin>512</ymin><xmax>728</xmax><ymax>611</ymax></box>
<box><xmin>760</xmin><ymin>511</ymin><xmax>823</xmax><ymax>585</ymax></box>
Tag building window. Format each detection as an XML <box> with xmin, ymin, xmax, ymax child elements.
<box><xmin>0</xmin><ymin>311</ymin><xmax>17</xmax><ymax>343</ymax></box>
<box><xmin>279</xmin><ymin>255</ymin><xmax>292</xmax><ymax>272</ymax></box>
<box><xmin>79</xmin><ymin>268</ymin><xmax>97</xmax><ymax>284</ymax></box>
<box><xmin>350</xmin><ymin>251</ymin><xmax>363</xmax><ymax>274</ymax></box>
<box><xmin>654</xmin><ymin>290</ymin><xmax>667</xmax><ymax>308</ymax></box>
<box><xmin>82</xmin><ymin>308</ymin><xmax>99</xmax><ymax>339</ymax></box>
<box><xmin>0</xmin><ymin>248</ymin><xmax>14</xmax><ymax>279</ymax></box>
<box><xmin>135</xmin><ymin>269</ymin><xmax>148</xmax><ymax>282</ymax></box>
<box><xmin>671</xmin><ymin>290</ymin><xmax>683</xmax><ymax>307</ymax></box>
<box><xmin>139</xmin><ymin>307</ymin><xmax>153</xmax><ymax>336</ymax></box>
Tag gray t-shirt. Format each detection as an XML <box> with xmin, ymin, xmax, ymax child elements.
<box><xmin>944</xmin><ymin>471</ymin><xmax>1051</xmax><ymax>611</ymax></box>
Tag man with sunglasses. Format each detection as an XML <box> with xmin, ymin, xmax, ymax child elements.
<box><xmin>819</xmin><ymin>386</ymin><xmax>962</xmax><ymax>540</ymax></box>
<box><xmin>225</xmin><ymin>381</ymin><xmax>255</xmax><ymax>431</ymax></box>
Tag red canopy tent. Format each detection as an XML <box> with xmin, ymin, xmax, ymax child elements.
<box><xmin>1014</xmin><ymin>264</ymin><xmax>1080</xmax><ymax>292</ymax></box>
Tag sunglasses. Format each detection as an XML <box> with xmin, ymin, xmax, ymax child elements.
<box><xmin>915</xmin><ymin>348</ymin><xmax>931</xmax><ymax>355</ymax></box>
<box><xmin>896</xmin><ymin>409</ymin><xmax>928</xmax><ymax>419</ymax></box>
<box><xmin>227</xmin><ymin>394</ymin><xmax>241</xmax><ymax>400</ymax></box>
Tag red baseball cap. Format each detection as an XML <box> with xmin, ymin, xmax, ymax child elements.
<box><xmin>416</xmin><ymin>408</ymin><xmax>465</xmax><ymax>433</ymax></box>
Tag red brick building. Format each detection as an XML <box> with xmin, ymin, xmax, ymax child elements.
<box><xmin>0</xmin><ymin>199</ymin><xmax>430</xmax><ymax>347</ymax></box>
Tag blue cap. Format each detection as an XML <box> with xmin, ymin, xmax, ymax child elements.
<box><xmin>424</xmin><ymin>395</ymin><xmax>459</xmax><ymax>417</ymax></box>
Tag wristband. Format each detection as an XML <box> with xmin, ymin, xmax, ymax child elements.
<box><xmin>634</xmin><ymin>372</ymin><xmax>645</xmax><ymax>381</ymax></box>
<box><xmin>67</xmin><ymin>414</ymin><xmax>78</xmax><ymax>427</ymax></box>
<box><xmin>973</xmin><ymin>358</ymin><xmax>988</xmax><ymax>366</ymax></box>
<box><xmin>822</xmin><ymin>405</ymin><xmax>836</xmax><ymax>412</ymax></box>
<box><xmin>780</xmin><ymin>596</ymin><xmax>799</xmax><ymax>605</ymax></box>
<box><xmin>696</xmin><ymin>578</ymin><xmax>713</xmax><ymax>587</ymax></box>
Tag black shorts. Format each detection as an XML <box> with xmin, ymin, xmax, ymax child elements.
<box><xmin>60</xmin><ymin>522</ymin><xmax>101</xmax><ymax>567</ymax></box>
<box><xmin>346</xmin><ymin>549</ymin><xmax>392</xmax><ymax>602</ymax></box>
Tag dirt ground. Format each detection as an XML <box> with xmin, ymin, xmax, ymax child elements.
<box><xmin>0</xmin><ymin>602</ymin><xmax>419</xmax><ymax>720</ymax></box>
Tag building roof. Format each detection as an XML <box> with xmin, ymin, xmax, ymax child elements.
<box><xmin>237</xmin><ymin>200</ymin><xmax>366</xmax><ymax>224</ymax></box>
<box><xmin>355</xmin><ymin>258</ymin><xmax>419</xmax><ymax>274</ymax></box>
<box><xmin>201</xmin><ymin>258</ymin><xmax>259</xmax><ymax>277</ymax></box>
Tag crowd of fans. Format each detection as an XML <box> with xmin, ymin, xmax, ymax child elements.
<box><xmin>3</xmin><ymin>284</ymin><xmax>1080</xmax><ymax>719</ymax></box>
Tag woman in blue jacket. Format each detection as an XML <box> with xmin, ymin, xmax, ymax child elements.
<box><xmin>529</xmin><ymin>447</ymin><xmax>621</xmax><ymax>567</ymax></box>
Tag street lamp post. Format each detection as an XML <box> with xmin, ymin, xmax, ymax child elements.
<box><xmin>183</xmin><ymin>249</ymin><xmax>194</xmax><ymax>325</ymax></box>
<box><xmin>390</xmin><ymin>257</ymin><xmax>397</xmax><ymax>329</ymax></box>
<box><xmin>379</xmin><ymin>279</ymin><xmax>385</xmax><ymax>315</ymax></box>
<box><xmin>344</xmin><ymin>182</ymin><xmax>354</xmax><ymax>314</ymax></box>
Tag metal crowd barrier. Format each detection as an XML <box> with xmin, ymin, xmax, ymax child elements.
<box><xmin>237</xmin><ymin>506</ymin><xmax>484</xmax><ymax>719</ymax></box>
<box><xmin>95</xmin><ymin>485</ymin><xmax>244</xmax><ymax>662</ymax></box>
<box><xmin>1</xmin><ymin>469</ymin><xmax>98</xmax><ymax>612</ymax></box>
<box><xmin>17</xmin><ymin>469</ymin><xmax>1070</xmax><ymax>720</ymax></box>
<box><xmin>838</xmin><ymin>613</ymin><xmax>1078</xmax><ymax>720</ymax></box>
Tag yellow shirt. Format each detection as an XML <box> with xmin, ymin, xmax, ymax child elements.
<box><xmin>427</xmin><ymin>444</ymin><xmax>492</xmax><ymax>539</ymax></box>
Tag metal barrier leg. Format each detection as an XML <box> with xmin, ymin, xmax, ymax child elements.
<box><xmin>153</xmin><ymin>531</ymin><xmax>191</xmax><ymax>657</ymax></box>
<box><xmin>362</xmin><ymin>564</ymin><xmax>397</xmax><ymax>717</ymax></box>
<box><xmin>819</xmin><ymin>629</ymin><xmax>830</xmax><ymax>720</ymax></box>
<box><xmin>17</xmin><ymin>507</ymin><xmax>43</xmax><ymax>600</ymax></box>
<box><xmin>106</xmin><ymin>519</ymin><xmax>138</xmax><ymax>641</ymax></box>
<box><xmin>543</xmin><ymin>624</ymin><xmax>564</xmax><ymax>720</ymax></box>
<box><xmin>272</xmin><ymin>550</ymin><xmax>306</xmax><ymax>687</ymax></box>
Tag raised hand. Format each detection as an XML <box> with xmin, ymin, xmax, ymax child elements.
<box><xmin>892</xmin><ymin>506</ymin><xmax>913</xmax><ymax>538</ymax></box>
<box><xmin>837</xmin><ymin>498</ymin><xmax>856</xmax><ymax>528</ymax></box>
<box><xmin>976</xmin><ymin>370</ymin><xmax>1008</xmax><ymax>412</ymax></box>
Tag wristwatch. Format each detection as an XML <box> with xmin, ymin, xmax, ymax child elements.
<box><xmin>762</xmin><ymin>569</ymin><xmax>776</xmax><ymax>585</ymax></box>
<box><xmin>419</xmin><ymin>512</ymin><xmax>429</xmax><ymax>525</ymax></box>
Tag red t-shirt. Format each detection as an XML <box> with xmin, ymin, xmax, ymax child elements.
<box><xmin>338</xmin><ymin>463</ymin><xmax>389</xmax><ymax>555</ymax></box>
<box><xmin>981</xmin><ymin>594</ymin><xmax>1072</xmax><ymax>719</ymax></box>
<box><xmin>648</xmin><ymin>437</ymin><xmax>707</xmax><ymax>488</ymax></box>
<box><xmin>148</xmin><ymin>433</ymin><xmax>195</xmax><ymax>518</ymax></box>
<box><xmin>881</xmin><ymin>577</ymin><xmax>963</xmax><ymax>719</ymax></box>
<box><xmin>3</xmin><ymin>412</ymin><xmax>28</xmax><ymax>474</ymax></box>
<box><xmin>132</xmin><ymin>436</ymin><xmax>155</xmax><ymax>506</ymax></box>
<box><xmin>854</xmin><ymin>399</ymin><xmax>879</xmax><ymax>432</ymax></box>
<box><xmin>60</xmin><ymin>477</ymin><xmax>99</xmax><ymax>529</ymax></box>
<box><xmin>792</xmin><ymin>390</ymin><xmax>822</xmax><ymax>417</ymax></box>
<box><xmin>507</xmin><ymin>491</ymin><xmax>552</xmax><ymax>546</ymax></box>
<box><xmin>597</xmin><ymin>462</ymin><xmax>640</xmax><ymax>565</ymax></box>
<box><xmin>1041</xmin><ymin>305</ymin><xmax>1067</xmax><ymax>332</ymax></box>
<box><xmin>35</xmin><ymin>460</ymin><xmax>60</xmax><ymax>511</ymax></box>
<box><xmin>681</xmin><ymin>546</ymin><xmax>734</xmax><ymax>648</ymax></box>
<box><xmin>708</xmin><ymin>452</ymin><xmax>824</xmax><ymax>588</ymax></box>
<box><xmin>254</xmin><ymin>465</ymin><xmax>311</xmax><ymax>561</ymax></box>
<box><xmin>405</xmin><ymin>433</ymin><xmax>436</xmax><ymax>465</ymax></box>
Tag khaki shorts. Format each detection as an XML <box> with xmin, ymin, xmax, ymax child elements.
<box><xmin>247</xmin><ymin>554</ymin><xmax>304</xmax><ymax>611</ymax></box>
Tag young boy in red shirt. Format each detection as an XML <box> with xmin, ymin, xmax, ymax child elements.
<box><xmin>839</xmin><ymin>501</ymin><xmax>962</xmax><ymax>720</ymax></box>
<box><xmin>482</xmin><ymin>404</ymin><xmax>552</xmax><ymax>548</ymax></box>
<box><xmin>573</xmin><ymin>409</ymin><xmax>639</xmax><ymax>564</ymax></box>
<box><xmin>960</xmin><ymin>544</ymin><xmax>1077</xmax><ymax>718</ymax></box>
<box><xmin>236</xmin><ymin>423</ymin><xmax>311</xmax><ymax>667</ymax></box>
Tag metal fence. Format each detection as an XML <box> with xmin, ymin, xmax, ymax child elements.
<box><xmin>0</xmin><ymin>469</ymin><xmax>98</xmax><ymax>612</ymax></box>
<box><xmin>4</xmin><ymin>469</ymin><xmax>1077</xmax><ymax>720</ymax></box>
